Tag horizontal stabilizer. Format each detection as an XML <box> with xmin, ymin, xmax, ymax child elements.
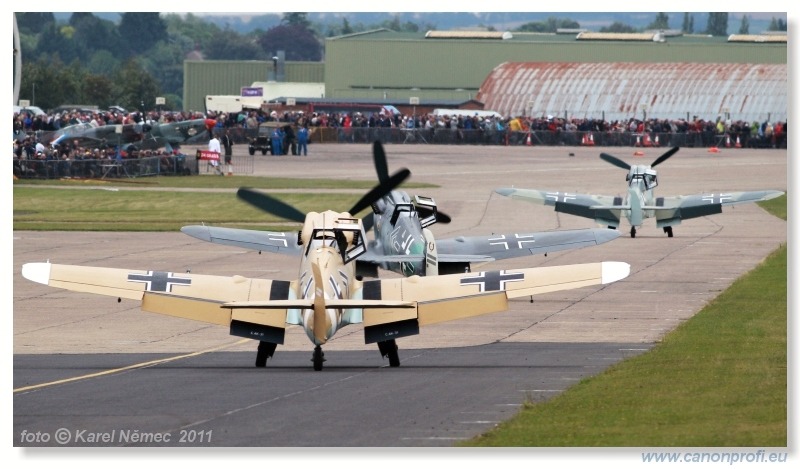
<box><xmin>222</xmin><ymin>299</ymin><xmax>415</xmax><ymax>309</ymax></box>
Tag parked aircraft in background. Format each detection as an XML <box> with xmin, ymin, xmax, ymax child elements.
<box><xmin>496</xmin><ymin>147</ymin><xmax>784</xmax><ymax>238</ymax></box>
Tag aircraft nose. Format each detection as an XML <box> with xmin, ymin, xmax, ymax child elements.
<box><xmin>495</xmin><ymin>188</ymin><xmax>515</xmax><ymax>197</ymax></box>
<box><xmin>595</xmin><ymin>229</ymin><xmax>622</xmax><ymax>244</ymax></box>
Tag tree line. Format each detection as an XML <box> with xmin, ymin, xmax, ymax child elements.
<box><xmin>15</xmin><ymin>12</ymin><xmax>787</xmax><ymax>113</ymax></box>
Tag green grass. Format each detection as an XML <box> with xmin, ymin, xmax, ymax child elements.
<box><xmin>463</xmin><ymin>196</ymin><xmax>787</xmax><ymax>447</ymax></box>
<box><xmin>13</xmin><ymin>174</ymin><xmax>436</xmax><ymax>231</ymax></box>
<box><xmin>13</xmin><ymin>187</ymin><xmax>375</xmax><ymax>231</ymax></box>
<box><xmin>13</xmin><ymin>174</ymin><xmax>435</xmax><ymax>190</ymax></box>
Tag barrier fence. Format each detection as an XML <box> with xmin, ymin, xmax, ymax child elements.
<box><xmin>13</xmin><ymin>153</ymin><xmax>255</xmax><ymax>180</ymax></box>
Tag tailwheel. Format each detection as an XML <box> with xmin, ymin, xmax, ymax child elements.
<box><xmin>630</xmin><ymin>226</ymin><xmax>637</xmax><ymax>238</ymax></box>
<box><xmin>378</xmin><ymin>339</ymin><xmax>401</xmax><ymax>367</ymax></box>
<box><xmin>255</xmin><ymin>341</ymin><xmax>277</xmax><ymax>368</ymax></box>
<box><xmin>312</xmin><ymin>346</ymin><xmax>325</xmax><ymax>371</ymax></box>
<box><xmin>664</xmin><ymin>226</ymin><xmax>674</xmax><ymax>238</ymax></box>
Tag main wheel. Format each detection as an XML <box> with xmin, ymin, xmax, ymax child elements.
<box><xmin>255</xmin><ymin>341</ymin><xmax>277</xmax><ymax>367</ymax></box>
<box><xmin>630</xmin><ymin>226</ymin><xmax>637</xmax><ymax>238</ymax></box>
<box><xmin>388</xmin><ymin>345</ymin><xmax>400</xmax><ymax>367</ymax></box>
<box><xmin>664</xmin><ymin>226</ymin><xmax>674</xmax><ymax>238</ymax></box>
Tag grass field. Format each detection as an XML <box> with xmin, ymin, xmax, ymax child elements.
<box><xmin>464</xmin><ymin>194</ymin><xmax>787</xmax><ymax>447</ymax></box>
<box><xmin>12</xmin><ymin>175</ymin><xmax>435</xmax><ymax>231</ymax></box>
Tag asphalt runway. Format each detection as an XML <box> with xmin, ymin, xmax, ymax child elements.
<box><xmin>12</xmin><ymin>143</ymin><xmax>787</xmax><ymax>447</ymax></box>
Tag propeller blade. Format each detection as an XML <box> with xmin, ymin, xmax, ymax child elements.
<box><xmin>651</xmin><ymin>146</ymin><xmax>680</xmax><ymax>167</ymax></box>
<box><xmin>349</xmin><ymin>168</ymin><xmax>411</xmax><ymax>216</ymax></box>
<box><xmin>373</xmin><ymin>140</ymin><xmax>390</xmax><ymax>183</ymax></box>
<box><xmin>237</xmin><ymin>187</ymin><xmax>306</xmax><ymax>223</ymax></box>
<box><xmin>600</xmin><ymin>152</ymin><xmax>632</xmax><ymax>170</ymax></box>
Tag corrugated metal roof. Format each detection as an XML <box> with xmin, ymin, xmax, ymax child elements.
<box><xmin>576</xmin><ymin>32</ymin><xmax>658</xmax><ymax>41</ymax></box>
<box><xmin>425</xmin><ymin>30</ymin><xmax>512</xmax><ymax>40</ymax></box>
<box><xmin>476</xmin><ymin>62</ymin><xmax>787</xmax><ymax>123</ymax></box>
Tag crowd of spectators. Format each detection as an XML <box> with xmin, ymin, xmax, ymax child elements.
<box><xmin>13</xmin><ymin>105</ymin><xmax>787</xmax><ymax>179</ymax></box>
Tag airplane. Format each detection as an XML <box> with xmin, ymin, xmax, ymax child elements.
<box><xmin>182</xmin><ymin>141</ymin><xmax>622</xmax><ymax>278</ymax></box>
<box><xmin>21</xmin><ymin>170</ymin><xmax>631</xmax><ymax>371</ymax></box>
<box><xmin>495</xmin><ymin>147</ymin><xmax>785</xmax><ymax>238</ymax></box>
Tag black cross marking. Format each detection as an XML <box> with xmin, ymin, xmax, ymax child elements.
<box><xmin>460</xmin><ymin>270</ymin><xmax>525</xmax><ymax>292</ymax></box>
<box><xmin>127</xmin><ymin>271</ymin><xmax>192</xmax><ymax>292</ymax></box>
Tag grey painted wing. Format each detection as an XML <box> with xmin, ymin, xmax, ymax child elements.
<box><xmin>496</xmin><ymin>188</ymin><xmax>623</xmax><ymax>223</ymax></box>
<box><xmin>437</xmin><ymin>228</ymin><xmax>621</xmax><ymax>261</ymax></box>
<box><xmin>654</xmin><ymin>190</ymin><xmax>784</xmax><ymax>221</ymax></box>
<box><xmin>181</xmin><ymin>225</ymin><xmax>301</xmax><ymax>255</ymax></box>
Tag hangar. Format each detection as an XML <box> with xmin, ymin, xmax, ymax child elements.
<box><xmin>182</xmin><ymin>29</ymin><xmax>786</xmax><ymax>121</ymax></box>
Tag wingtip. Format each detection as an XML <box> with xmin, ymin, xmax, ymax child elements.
<box><xmin>601</xmin><ymin>262</ymin><xmax>630</xmax><ymax>284</ymax></box>
<box><xmin>180</xmin><ymin>225</ymin><xmax>212</xmax><ymax>241</ymax></box>
<box><xmin>495</xmin><ymin>188</ymin><xmax>514</xmax><ymax>196</ymax></box>
<box><xmin>595</xmin><ymin>229</ymin><xmax>622</xmax><ymax>244</ymax></box>
<box><xmin>22</xmin><ymin>262</ymin><xmax>51</xmax><ymax>285</ymax></box>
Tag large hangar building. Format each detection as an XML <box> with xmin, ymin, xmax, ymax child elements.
<box><xmin>183</xmin><ymin>28</ymin><xmax>786</xmax><ymax>122</ymax></box>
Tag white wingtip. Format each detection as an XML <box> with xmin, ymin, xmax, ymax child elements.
<box><xmin>22</xmin><ymin>262</ymin><xmax>51</xmax><ymax>285</ymax></box>
<box><xmin>601</xmin><ymin>262</ymin><xmax>630</xmax><ymax>284</ymax></box>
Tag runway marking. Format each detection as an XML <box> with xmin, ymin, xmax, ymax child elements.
<box><xmin>13</xmin><ymin>339</ymin><xmax>250</xmax><ymax>394</ymax></box>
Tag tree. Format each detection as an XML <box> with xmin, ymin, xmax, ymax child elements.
<box><xmin>647</xmin><ymin>13</ymin><xmax>670</xmax><ymax>30</ymax></box>
<box><xmin>205</xmin><ymin>29</ymin><xmax>267</xmax><ymax>60</ymax></box>
<box><xmin>82</xmin><ymin>74</ymin><xmax>114</xmax><ymax>108</ymax></box>
<box><xmin>112</xmin><ymin>58</ymin><xmax>162</xmax><ymax>112</ymax></box>
<box><xmin>738</xmin><ymin>15</ymin><xmax>750</xmax><ymax>35</ymax></box>
<box><xmin>682</xmin><ymin>13</ymin><xmax>694</xmax><ymax>33</ymax></box>
<box><xmin>600</xmin><ymin>22</ymin><xmax>638</xmax><ymax>33</ymax></box>
<box><xmin>119</xmin><ymin>13</ymin><xmax>168</xmax><ymax>57</ymax></box>
<box><xmin>282</xmin><ymin>13</ymin><xmax>311</xmax><ymax>29</ymax></box>
<box><xmin>516</xmin><ymin>17</ymin><xmax>580</xmax><ymax>33</ymax></box>
<box><xmin>15</xmin><ymin>12</ymin><xmax>55</xmax><ymax>35</ymax></box>
<box><xmin>767</xmin><ymin>17</ymin><xmax>787</xmax><ymax>31</ymax></box>
<box><xmin>705</xmin><ymin>13</ymin><xmax>729</xmax><ymax>36</ymax></box>
<box><xmin>341</xmin><ymin>18</ymin><xmax>353</xmax><ymax>35</ymax></box>
<box><xmin>257</xmin><ymin>24</ymin><xmax>322</xmax><ymax>61</ymax></box>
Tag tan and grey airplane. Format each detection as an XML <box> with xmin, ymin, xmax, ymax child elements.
<box><xmin>21</xmin><ymin>172</ymin><xmax>630</xmax><ymax>371</ymax></box>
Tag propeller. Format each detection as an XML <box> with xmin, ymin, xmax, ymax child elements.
<box><xmin>372</xmin><ymin>140</ymin><xmax>451</xmax><ymax>224</ymax></box>
<box><xmin>373</xmin><ymin>140</ymin><xmax>390</xmax><ymax>184</ymax></box>
<box><xmin>236</xmin><ymin>167</ymin><xmax>411</xmax><ymax>222</ymax></box>
<box><xmin>237</xmin><ymin>188</ymin><xmax>307</xmax><ymax>223</ymax></box>
<box><xmin>599</xmin><ymin>152</ymin><xmax>631</xmax><ymax>170</ymax></box>
<box><xmin>349</xmin><ymin>167</ymin><xmax>410</xmax><ymax>215</ymax></box>
<box><xmin>600</xmin><ymin>146</ymin><xmax>680</xmax><ymax>170</ymax></box>
<box><xmin>650</xmin><ymin>146</ymin><xmax>680</xmax><ymax>167</ymax></box>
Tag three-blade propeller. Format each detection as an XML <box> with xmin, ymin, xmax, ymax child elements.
<box><xmin>600</xmin><ymin>146</ymin><xmax>680</xmax><ymax>170</ymax></box>
<box><xmin>237</xmin><ymin>165</ymin><xmax>411</xmax><ymax>222</ymax></box>
<box><xmin>372</xmin><ymin>140</ymin><xmax>451</xmax><ymax>224</ymax></box>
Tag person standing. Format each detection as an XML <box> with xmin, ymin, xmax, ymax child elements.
<box><xmin>297</xmin><ymin>124</ymin><xmax>309</xmax><ymax>156</ymax></box>
<box><xmin>208</xmin><ymin>134</ymin><xmax>221</xmax><ymax>173</ymax></box>
<box><xmin>221</xmin><ymin>129</ymin><xmax>234</xmax><ymax>175</ymax></box>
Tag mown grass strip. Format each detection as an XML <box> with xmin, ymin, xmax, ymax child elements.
<box><xmin>13</xmin><ymin>187</ymin><xmax>373</xmax><ymax>231</ymax></box>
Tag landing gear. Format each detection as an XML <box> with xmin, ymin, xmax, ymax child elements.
<box><xmin>255</xmin><ymin>341</ymin><xmax>277</xmax><ymax>368</ymax></box>
<box><xmin>378</xmin><ymin>339</ymin><xmax>400</xmax><ymax>367</ymax></box>
<box><xmin>312</xmin><ymin>346</ymin><xmax>325</xmax><ymax>371</ymax></box>
<box><xmin>630</xmin><ymin>226</ymin><xmax>637</xmax><ymax>238</ymax></box>
<box><xmin>664</xmin><ymin>226</ymin><xmax>673</xmax><ymax>238</ymax></box>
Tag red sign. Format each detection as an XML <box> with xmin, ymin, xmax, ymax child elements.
<box><xmin>196</xmin><ymin>150</ymin><xmax>220</xmax><ymax>161</ymax></box>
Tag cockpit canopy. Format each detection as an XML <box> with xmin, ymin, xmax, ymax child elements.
<box><xmin>626</xmin><ymin>166</ymin><xmax>658</xmax><ymax>190</ymax></box>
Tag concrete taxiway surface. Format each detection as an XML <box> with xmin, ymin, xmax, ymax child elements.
<box><xmin>12</xmin><ymin>143</ymin><xmax>787</xmax><ymax>446</ymax></box>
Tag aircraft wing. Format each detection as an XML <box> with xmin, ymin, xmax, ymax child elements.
<box><xmin>21</xmin><ymin>262</ymin><xmax>296</xmax><ymax>343</ymax></box>
<box><xmin>436</xmin><ymin>228</ymin><xmax>621</xmax><ymax>262</ymax></box>
<box><xmin>181</xmin><ymin>225</ymin><xmax>302</xmax><ymax>255</ymax></box>
<box><xmin>651</xmin><ymin>190</ymin><xmax>784</xmax><ymax>224</ymax></box>
<box><xmin>495</xmin><ymin>188</ymin><xmax>623</xmax><ymax>224</ymax></box>
<box><xmin>357</xmin><ymin>261</ymin><xmax>629</xmax><ymax>341</ymax></box>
